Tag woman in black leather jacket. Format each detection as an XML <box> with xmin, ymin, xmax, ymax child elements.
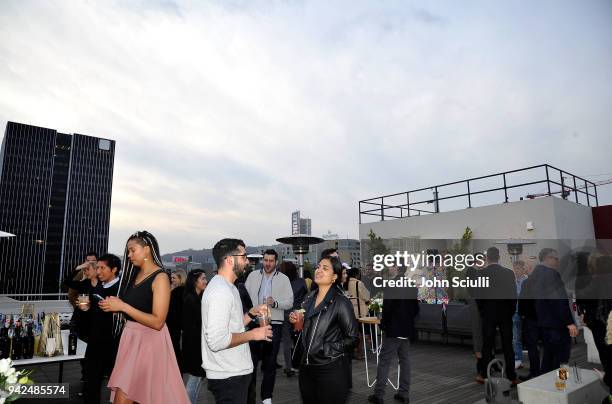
<box><xmin>289</xmin><ymin>256</ymin><xmax>359</xmax><ymax>404</ymax></box>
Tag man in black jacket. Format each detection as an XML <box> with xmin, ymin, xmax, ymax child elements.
<box><xmin>530</xmin><ymin>248</ymin><xmax>578</xmax><ymax>374</ymax></box>
<box><xmin>476</xmin><ymin>247</ymin><xmax>519</xmax><ymax>385</ymax></box>
<box><xmin>85</xmin><ymin>253</ymin><xmax>121</xmax><ymax>403</ymax></box>
<box><xmin>368</xmin><ymin>265</ymin><xmax>419</xmax><ymax>404</ymax></box>
<box><xmin>518</xmin><ymin>260</ymin><xmax>541</xmax><ymax>379</ymax></box>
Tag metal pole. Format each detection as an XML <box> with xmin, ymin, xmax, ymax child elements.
<box><xmin>585</xmin><ymin>180</ymin><xmax>590</xmax><ymax>206</ymax></box>
<box><xmin>573</xmin><ymin>176</ymin><xmax>578</xmax><ymax>203</ymax></box>
<box><xmin>434</xmin><ymin>187</ymin><xmax>439</xmax><ymax>213</ymax></box>
<box><xmin>503</xmin><ymin>173</ymin><xmax>508</xmax><ymax>203</ymax></box>
<box><xmin>406</xmin><ymin>192</ymin><xmax>410</xmax><ymax>217</ymax></box>
<box><xmin>545</xmin><ymin>165</ymin><xmax>551</xmax><ymax>196</ymax></box>
<box><xmin>467</xmin><ymin>181</ymin><xmax>472</xmax><ymax>208</ymax></box>
<box><xmin>298</xmin><ymin>252</ymin><xmax>304</xmax><ymax>278</ymax></box>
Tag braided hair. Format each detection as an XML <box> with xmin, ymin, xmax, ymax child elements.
<box><xmin>112</xmin><ymin>230</ymin><xmax>166</xmax><ymax>336</ymax></box>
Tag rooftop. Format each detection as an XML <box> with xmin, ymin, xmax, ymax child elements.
<box><xmin>17</xmin><ymin>334</ymin><xmax>596</xmax><ymax>404</ymax></box>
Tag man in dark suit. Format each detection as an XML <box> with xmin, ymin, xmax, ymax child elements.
<box><xmin>530</xmin><ymin>248</ymin><xmax>578</xmax><ymax>374</ymax></box>
<box><xmin>368</xmin><ymin>265</ymin><xmax>420</xmax><ymax>404</ymax></box>
<box><xmin>476</xmin><ymin>247</ymin><xmax>519</xmax><ymax>385</ymax></box>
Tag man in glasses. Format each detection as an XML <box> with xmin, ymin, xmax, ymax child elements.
<box><xmin>530</xmin><ymin>248</ymin><xmax>578</xmax><ymax>374</ymax></box>
<box><xmin>202</xmin><ymin>239</ymin><xmax>273</xmax><ymax>403</ymax></box>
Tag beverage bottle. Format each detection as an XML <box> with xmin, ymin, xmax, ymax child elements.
<box><xmin>11</xmin><ymin>321</ymin><xmax>22</xmax><ymax>360</ymax></box>
<box><xmin>68</xmin><ymin>325</ymin><xmax>78</xmax><ymax>355</ymax></box>
<box><xmin>23</xmin><ymin>322</ymin><xmax>35</xmax><ymax>359</ymax></box>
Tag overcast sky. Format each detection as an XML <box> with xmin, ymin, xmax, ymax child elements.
<box><xmin>1</xmin><ymin>0</ymin><xmax>611</xmax><ymax>255</ymax></box>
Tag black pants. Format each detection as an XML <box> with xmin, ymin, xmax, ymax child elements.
<box><xmin>374</xmin><ymin>337</ymin><xmax>411</xmax><ymax>399</ymax></box>
<box><xmin>84</xmin><ymin>339</ymin><xmax>117</xmax><ymax>403</ymax></box>
<box><xmin>299</xmin><ymin>358</ymin><xmax>350</xmax><ymax>404</ymax></box>
<box><xmin>523</xmin><ymin>318</ymin><xmax>541</xmax><ymax>377</ymax></box>
<box><xmin>249</xmin><ymin>324</ymin><xmax>283</xmax><ymax>401</ymax></box>
<box><xmin>208</xmin><ymin>374</ymin><xmax>251</xmax><ymax>404</ymax></box>
<box><xmin>540</xmin><ymin>327</ymin><xmax>571</xmax><ymax>374</ymax></box>
<box><xmin>481</xmin><ymin>317</ymin><xmax>516</xmax><ymax>380</ymax></box>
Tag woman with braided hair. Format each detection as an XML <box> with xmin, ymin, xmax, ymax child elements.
<box><xmin>100</xmin><ymin>231</ymin><xmax>189</xmax><ymax>404</ymax></box>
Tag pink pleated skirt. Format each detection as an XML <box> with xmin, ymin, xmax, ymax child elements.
<box><xmin>108</xmin><ymin>321</ymin><xmax>189</xmax><ymax>404</ymax></box>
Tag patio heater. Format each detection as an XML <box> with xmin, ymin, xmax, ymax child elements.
<box><xmin>276</xmin><ymin>234</ymin><xmax>324</xmax><ymax>278</ymax></box>
<box><xmin>495</xmin><ymin>239</ymin><xmax>536</xmax><ymax>264</ymax></box>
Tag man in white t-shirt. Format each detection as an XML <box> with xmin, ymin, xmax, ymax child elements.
<box><xmin>202</xmin><ymin>238</ymin><xmax>272</xmax><ymax>403</ymax></box>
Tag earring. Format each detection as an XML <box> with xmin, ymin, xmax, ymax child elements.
<box><xmin>144</xmin><ymin>258</ymin><xmax>148</xmax><ymax>261</ymax></box>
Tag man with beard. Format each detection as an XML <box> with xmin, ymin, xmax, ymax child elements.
<box><xmin>202</xmin><ymin>239</ymin><xmax>273</xmax><ymax>403</ymax></box>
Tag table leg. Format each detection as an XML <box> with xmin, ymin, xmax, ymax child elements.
<box><xmin>363</xmin><ymin>323</ymin><xmax>375</xmax><ymax>387</ymax></box>
<box><xmin>58</xmin><ymin>362</ymin><xmax>63</xmax><ymax>383</ymax></box>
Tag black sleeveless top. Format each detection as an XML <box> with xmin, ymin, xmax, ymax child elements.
<box><xmin>122</xmin><ymin>269</ymin><xmax>167</xmax><ymax>321</ymax></box>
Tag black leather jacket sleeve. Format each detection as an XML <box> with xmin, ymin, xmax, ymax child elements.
<box><xmin>336</xmin><ymin>295</ymin><xmax>359</xmax><ymax>350</ymax></box>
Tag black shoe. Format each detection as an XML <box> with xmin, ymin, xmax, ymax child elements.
<box><xmin>518</xmin><ymin>375</ymin><xmax>531</xmax><ymax>382</ymax></box>
<box><xmin>368</xmin><ymin>395</ymin><xmax>384</xmax><ymax>404</ymax></box>
<box><xmin>393</xmin><ymin>394</ymin><xmax>408</xmax><ymax>403</ymax></box>
<box><xmin>283</xmin><ymin>368</ymin><xmax>295</xmax><ymax>377</ymax></box>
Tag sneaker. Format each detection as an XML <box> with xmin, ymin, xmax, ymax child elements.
<box><xmin>283</xmin><ymin>368</ymin><xmax>295</xmax><ymax>377</ymax></box>
<box><xmin>393</xmin><ymin>393</ymin><xmax>408</xmax><ymax>403</ymax></box>
<box><xmin>367</xmin><ymin>395</ymin><xmax>384</xmax><ymax>404</ymax></box>
<box><xmin>262</xmin><ymin>399</ymin><xmax>272</xmax><ymax>404</ymax></box>
<box><xmin>475</xmin><ymin>375</ymin><xmax>485</xmax><ymax>384</ymax></box>
<box><xmin>510</xmin><ymin>379</ymin><xmax>521</xmax><ymax>387</ymax></box>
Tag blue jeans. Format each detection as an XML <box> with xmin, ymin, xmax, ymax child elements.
<box><xmin>184</xmin><ymin>373</ymin><xmax>203</xmax><ymax>404</ymax></box>
<box><xmin>512</xmin><ymin>313</ymin><xmax>523</xmax><ymax>362</ymax></box>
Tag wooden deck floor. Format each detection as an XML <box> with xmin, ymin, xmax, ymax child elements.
<box><xmin>19</xmin><ymin>335</ymin><xmax>596</xmax><ymax>404</ymax></box>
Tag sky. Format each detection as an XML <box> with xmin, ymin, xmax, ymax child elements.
<box><xmin>1</xmin><ymin>0</ymin><xmax>611</xmax><ymax>255</ymax></box>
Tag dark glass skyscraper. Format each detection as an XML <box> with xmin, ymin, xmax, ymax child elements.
<box><xmin>0</xmin><ymin>121</ymin><xmax>115</xmax><ymax>295</ymax></box>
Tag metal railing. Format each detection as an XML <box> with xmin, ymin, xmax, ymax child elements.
<box><xmin>0</xmin><ymin>293</ymin><xmax>68</xmax><ymax>301</ymax></box>
<box><xmin>359</xmin><ymin>164</ymin><xmax>598</xmax><ymax>223</ymax></box>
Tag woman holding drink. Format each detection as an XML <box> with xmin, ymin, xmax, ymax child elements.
<box><xmin>100</xmin><ymin>231</ymin><xmax>189</xmax><ymax>404</ymax></box>
<box><xmin>289</xmin><ymin>256</ymin><xmax>358</xmax><ymax>404</ymax></box>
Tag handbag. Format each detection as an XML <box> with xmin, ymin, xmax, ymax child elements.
<box><xmin>37</xmin><ymin>313</ymin><xmax>63</xmax><ymax>357</ymax></box>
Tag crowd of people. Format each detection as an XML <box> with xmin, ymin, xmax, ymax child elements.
<box><xmin>64</xmin><ymin>232</ymin><xmax>611</xmax><ymax>404</ymax></box>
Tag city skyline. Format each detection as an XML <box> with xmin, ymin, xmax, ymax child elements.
<box><xmin>1</xmin><ymin>1</ymin><xmax>611</xmax><ymax>254</ymax></box>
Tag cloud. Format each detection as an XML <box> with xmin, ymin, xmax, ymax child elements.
<box><xmin>1</xmin><ymin>0</ymin><xmax>611</xmax><ymax>254</ymax></box>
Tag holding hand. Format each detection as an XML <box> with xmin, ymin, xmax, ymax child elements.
<box><xmin>251</xmin><ymin>325</ymin><xmax>273</xmax><ymax>342</ymax></box>
<box><xmin>251</xmin><ymin>304</ymin><xmax>270</xmax><ymax>317</ymax></box>
<box><xmin>567</xmin><ymin>324</ymin><xmax>579</xmax><ymax>338</ymax></box>
<box><xmin>288</xmin><ymin>311</ymin><xmax>297</xmax><ymax>324</ymax></box>
<box><xmin>99</xmin><ymin>296</ymin><xmax>125</xmax><ymax>313</ymax></box>
<box><xmin>265</xmin><ymin>296</ymin><xmax>275</xmax><ymax>307</ymax></box>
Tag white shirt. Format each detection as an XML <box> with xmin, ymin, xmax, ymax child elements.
<box><xmin>201</xmin><ymin>275</ymin><xmax>253</xmax><ymax>379</ymax></box>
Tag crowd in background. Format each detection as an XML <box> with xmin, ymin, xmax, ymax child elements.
<box><xmin>64</xmin><ymin>233</ymin><xmax>611</xmax><ymax>404</ymax></box>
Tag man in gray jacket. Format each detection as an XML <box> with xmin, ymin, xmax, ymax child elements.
<box><xmin>245</xmin><ymin>249</ymin><xmax>293</xmax><ymax>404</ymax></box>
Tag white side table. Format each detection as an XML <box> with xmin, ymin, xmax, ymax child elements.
<box><xmin>518</xmin><ymin>368</ymin><xmax>608</xmax><ymax>404</ymax></box>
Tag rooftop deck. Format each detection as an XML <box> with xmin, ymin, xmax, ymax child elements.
<box><xmin>18</xmin><ymin>335</ymin><xmax>597</xmax><ymax>404</ymax></box>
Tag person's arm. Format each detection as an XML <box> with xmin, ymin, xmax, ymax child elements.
<box><xmin>204</xmin><ymin>291</ymin><xmax>271</xmax><ymax>351</ymax></box>
<box><xmin>359</xmin><ymin>280</ymin><xmax>371</xmax><ymax>302</ymax></box>
<box><xmin>99</xmin><ymin>272</ymin><xmax>170</xmax><ymax>331</ymax></box>
<box><xmin>274</xmin><ymin>277</ymin><xmax>294</xmax><ymax>310</ymax></box>
<box><xmin>337</xmin><ymin>298</ymin><xmax>359</xmax><ymax>349</ymax></box>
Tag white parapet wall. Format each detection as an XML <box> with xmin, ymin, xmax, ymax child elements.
<box><xmin>359</xmin><ymin>196</ymin><xmax>596</xmax><ymax>267</ymax></box>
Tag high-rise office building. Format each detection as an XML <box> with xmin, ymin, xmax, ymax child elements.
<box><xmin>291</xmin><ymin>210</ymin><xmax>312</xmax><ymax>235</ymax></box>
<box><xmin>0</xmin><ymin>122</ymin><xmax>115</xmax><ymax>295</ymax></box>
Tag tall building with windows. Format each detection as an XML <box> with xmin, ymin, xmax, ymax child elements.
<box><xmin>0</xmin><ymin>122</ymin><xmax>115</xmax><ymax>295</ymax></box>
